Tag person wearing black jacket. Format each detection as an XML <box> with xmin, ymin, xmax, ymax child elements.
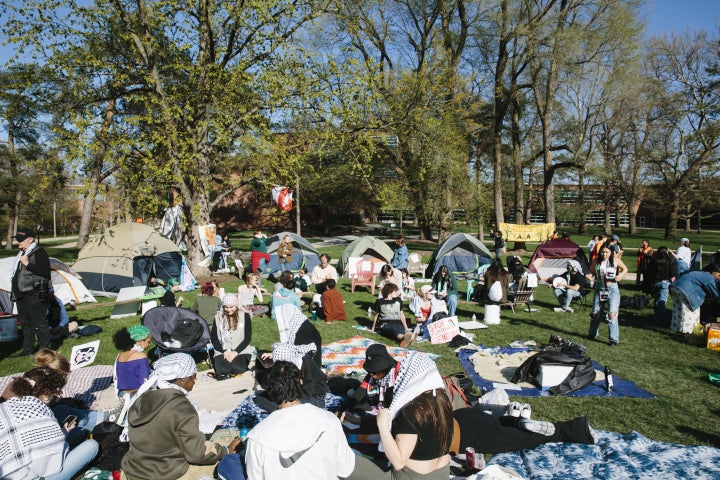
<box><xmin>10</xmin><ymin>228</ymin><xmax>51</xmax><ymax>357</ymax></box>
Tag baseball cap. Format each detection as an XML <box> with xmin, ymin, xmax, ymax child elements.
<box><xmin>13</xmin><ymin>229</ymin><xmax>36</xmax><ymax>242</ymax></box>
<box><xmin>419</xmin><ymin>285</ymin><xmax>436</xmax><ymax>294</ymax></box>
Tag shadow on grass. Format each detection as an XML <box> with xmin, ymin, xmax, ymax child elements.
<box><xmin>675</xmin><ymin>425</ymin><xmax>720</xmax><ymax>448</ymax></box>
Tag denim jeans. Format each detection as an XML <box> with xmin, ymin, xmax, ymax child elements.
<box><xmin>554</xmin><ymin>288</ymin><xmax>582</xmax><ymax>309</ymax></box>
<box><xmin>445</xmin><ymin>294</ymin><xmax>458</xmax><ymax>317</ymax></box>
<box><xmin>653</xmin><ymin>280</ymin><xmax>670</xmax><ymax>323</ymax></box>
<box><xmin>45</xmin><ymin>439</ymin><xmax>99</xmax><ymax>480</ymax></box>
<box><xmin>589</xmin><ymin>282</ymin><xmax>620</xmax><ymax>344</ymax></box>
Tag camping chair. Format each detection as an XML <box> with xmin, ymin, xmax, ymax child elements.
<box><xmin>142</xmin><ymin>307</ymin><xmax>213</xmax><ymax>361</ymax></box>
<box><xmin>572</xmin><ymin>281</ymin><xmax>594</xmax><ymax>310</ymax></box>
<box><xmin>501</xmin><ymin>275</ymin><xmax>536</xmax><ymax>315</ymax></box>
<box><xmin>351</xmin><ymin>259</ymin><xmax>377</xmax><ymax>295</ymax></box>
<box><xmin>407</xmin><ymin>253</ymin><xmax>425</xmax><ymax>279</ymax></box>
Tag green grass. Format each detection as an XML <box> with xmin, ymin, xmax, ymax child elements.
<box><xmin>2</xmin><ymin>232</ymin><xmax>720</xmax><ymax>451</ymax></box>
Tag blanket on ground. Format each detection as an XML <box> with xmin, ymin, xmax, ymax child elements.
<box><xmin>0</xmin><ymin>365</ymin><xmax>113</xmax><ymax>409</ymax></box>
<box><xmin>322</xmin><ymin>335</ymin><xmax>440</xmax><ymax>376</ymax></box>
<box><xmin>484</xmin><ymin>429</ymin><xmax>719</xmax><ymax>479</ymax></box>
<box><xmin>459</xmin><ymin>346</ymin><xmax>654</xmax><ymax>398</ymax></box>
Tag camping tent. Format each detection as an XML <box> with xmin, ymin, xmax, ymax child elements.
<box><xmin>337</xmin><ymin>236</ymin><xmax>395</xmax><ymax>276</ymax></box>
<box><xmin>425</xmin><ymin>233</ymin><xmax>493</xmax><ymax>278</ymax></box>
<box><xmin>73</xmin><ymin>222</ymin><xmax>183</xmax><ymax>295</ymax></box>
<box><xmin>528</xmin><ymin>238</ymin><xmax>590</xmax><ymax>280</ymax></box>
<box><xmin>263</xmin><ymin>231</ymin><xmax>321</xmax><ymax>276</ymax></box>
<box><xmin>0</xmin><ymin>257</ymin><xmax>97</xmax><ymax>313</ymax></box>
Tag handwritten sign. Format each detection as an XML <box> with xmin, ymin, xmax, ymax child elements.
<box><xmin>427</xmin><ymin>316</ymin><xmax>460</xmax><ymax>344</ymax></box>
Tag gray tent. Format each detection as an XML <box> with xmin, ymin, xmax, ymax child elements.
<box><xmin>337</xmin><ymin>236</ymin><xmax>395</xmax><ymax>276</ymax></box>
<box><xmin>73</xmin><ymin>222</ymin><xmax>183</xmax><ymax>295</ymax></box>
<box><xmin>263</xmin><ymin>231</ymin><xmax>321</xmax><ymax>275</ymax></box>
<box><xmin>425</xmin><ymin>233</ymin><xmax>493</xmax><ymax>277</ymax></box>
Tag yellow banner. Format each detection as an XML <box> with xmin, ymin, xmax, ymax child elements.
<box><xmin>499</xmin><ymin>223</ymin><xmax>556</xmax><ymax>242</ymax></box>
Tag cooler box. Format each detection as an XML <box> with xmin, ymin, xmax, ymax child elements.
<box><xmin>0</xmin><ymin>316</ymin><xmax>19</xmax><ymax>342</ymax></box>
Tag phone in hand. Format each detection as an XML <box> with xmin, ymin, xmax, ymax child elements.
<box><xmin>63</xmin><ymin>415</ymin><xmax>77</xmax><ymax>427</ymax></box>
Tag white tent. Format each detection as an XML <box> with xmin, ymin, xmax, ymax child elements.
<box><xmin>0</xmin><ymin>257</ymin><xmax>97</xmax><ymax>311</ymax></box>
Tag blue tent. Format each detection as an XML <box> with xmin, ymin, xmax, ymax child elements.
<box><xmin>262</xmin><ymin>232</ymin><xmax>321</xmax><ymax>276</ymax></box>
<box><xmin>425</xmin><ymin>233</ymin><xmax>493</xmax><ymax>278</ymax></box>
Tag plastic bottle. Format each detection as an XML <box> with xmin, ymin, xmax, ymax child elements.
<box><xmin>471</xmin><ymin>313</ymin><xmax>477</xmax><ymax>322</ymax></box>
<box><xmin>367</xmin><ymin>307</ymin><xmax>372</xmax><ymax>319</ymax></box>
<box><xmin>604</xmin><ymin>366</ymin><xmax>614</xmax><ymax>392</ymax></box>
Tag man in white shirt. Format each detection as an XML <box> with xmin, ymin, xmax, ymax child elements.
<box><xmin>310</xmin><ymin>254</ymin><xmax>338</xmax><ymax>294</ymax></box>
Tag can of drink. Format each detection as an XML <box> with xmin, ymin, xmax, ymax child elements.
<box><xmin>311</xmin><ymin>310</ymin><xmax>317</xmax><ymax>321</ymax></box>
<box><xmin>465</xmin><ymin>446</ymin><xmax>476</xmax><ymax>470</ymax></box>
<box><xmin>239</xmin><ymin>427</ymin><xmax>250</xmax><ymax>441</ymax></box>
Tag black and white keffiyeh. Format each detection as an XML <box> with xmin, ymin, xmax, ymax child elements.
<box><xmin>0</xmin><ymin>396</ymin><xmax>65</xmax><ymax>477</ymax></box>
<box><xmin>272</xmin><ymin>342</ymin><xmax>316</xmax><ymax>369</ymax></box>
<box><xmin>387</xmin><ymin>351</ymin><xmax>444</xmax><ymax>422</ymax></box>
<box><xmin>275</xmin><ymin>304</ymin><xmax>309</xmax><ymax>345</ymax></box>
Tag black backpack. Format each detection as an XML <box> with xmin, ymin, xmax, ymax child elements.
<box><xmin>512</xmin><ymin>350</ymin><xmax>595</xmax><ymax>395</ymax></box>
<box><xmin>171</xmin><ymin>318</ymin><xmax>204</xmax><ymax>348</ymax></box>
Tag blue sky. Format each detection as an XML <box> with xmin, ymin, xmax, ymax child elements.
<box><xmin>0</xmin><ymin>0</ymin><xmax>718</xmax><ymax>64</ymax></box>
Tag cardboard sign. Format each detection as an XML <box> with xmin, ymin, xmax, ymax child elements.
<box><xmin>427</xmin><ymin>316</ymin><xmax>460</xmax><ymax>344</ymax></box>
<box><xmin>70</xmin><ymin>340</ymin><xmax>100</xmax><ymax>370</ymax></box>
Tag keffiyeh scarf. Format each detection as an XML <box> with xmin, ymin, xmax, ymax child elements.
<box><xmin>387</xmin><ymin>351</ymin><xmax>444</xmax><ymax>422</ymax></box>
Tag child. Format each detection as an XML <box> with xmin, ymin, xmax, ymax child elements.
<box><xmin>400</xmin><ymin>268</ymin><xmax>415</xmax><ymax>301</ymax></box>
<box><xmin>321</xmin><ymin>279</ymin><xmax>346</xmax><ymax>323</ymax></box>
<box><xmin>294</xmin><ymin>267</ymin><xmax>311</xmax><ymax>293</ymax></box>
<box><xmin>372</xmin><ymin>283</ymin><xmax>412</xmax><ymax>347</ymax></box>
<box><xmin>238</xmin><ymin>273</ymin><xmax>269</xmax><ymax>316</ymax></box>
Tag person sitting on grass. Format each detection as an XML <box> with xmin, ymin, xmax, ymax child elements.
<box><xmin>190</xmin><ymin>281</ymin><xmax>222</xmax><ymax>327</ymax></box>
<box><xmin>544</xmin><ymin>260</ymin><xmax>585</xmax><ymax>313</ymax></box>
<box><xmin>311</xmin><ymin>254</ymin><xmax>338</xmax><ymax>294</ymax></box>
<box><xmin>112</xmin><ymin>325</ymin><xmax>153</xmax><ymax>399</ymax></box>
<box><xmin>210</xmin><ymin>294</ymin><xmax>254</xmax><ymax>380</ymax></box>
<box><xmin>408</xmin><ymin>285</ymin><xmax>448</xmax><ymax>340</ymax></box>
<box><xmin>321</xmin><ymin>278</ymin><xmax>347</xmax><ymax>323</ymax></box>
<box><xmin>372</xmin><ymin>283</ymin><xmax>413</xmax><ymax>347</ymax></box>
<box><xmin>158</xmin><ymin>277</ymin><xmax>184</xmax><ymax>307</ymax></box>
<box><xmin>294</xmin><ymin>267</ymin><xmax>311</xmax><ymax>293</ymax></box>
<box><xmin>271</xmin><ymin>271</ymin><xmax>302</xmax><ymax>319</ymax></box>
<box><xmin>0</xmin><ymin>366</ymin><xmax>99</xmax><ymax>480</ymax></box>
<box><xmin>237</xmin><ymin>272</ymin><xmax>269</xmax><ymax>317</ymax></box>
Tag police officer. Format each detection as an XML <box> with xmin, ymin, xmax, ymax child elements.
<box><xmin>10</xmin><ymin>228</ymin><xmax>52</xmax><ymax>357</ymax></box>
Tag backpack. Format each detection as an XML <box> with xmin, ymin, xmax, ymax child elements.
<box><xmin>171</xmin><ymin>318</ymin><xmax>204</xmax><ymax>348</ymax></box>
<box><xmin>512</xmin><ymin>350</ymin><xmax>595</xmax><ymax>395</ymax></box>
<box><xmin>443</xmin><ymin>374</ymin><xmax>472</xmax><ymax>410</ymax></box>
<box><xmin>91</xmin><ymin>421</ymin><xmax>129</xmax><ymax>471</ymax></box>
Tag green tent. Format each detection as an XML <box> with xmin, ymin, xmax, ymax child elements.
<box><xmin>337</xmin><ymin>236</ymin><xmax>395</xmax><ymax>276</ymax></box>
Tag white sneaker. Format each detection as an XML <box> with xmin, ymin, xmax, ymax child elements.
<box><xmin>520</xmin><ymin>403</ymin><xmax>532</xmax><ymax>419</ymax></box>
<box><xmin>553</xmin><ymin>307</ymin><xmax>564</xmax><ymax>312</ymax></box>
<box><xmin>564</xmin><ymin>306</ymin><xmax>574</xmax><ymax>313</ymax></box>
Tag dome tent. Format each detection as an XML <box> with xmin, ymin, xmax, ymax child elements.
<box><xmin>336</xmin><ymin>236</ymin><xmax>395</xmax><ymax>276</ymax></box>
<box><xmin>425</xmin><ymin>233</ymin><xmax>493</xmax><ymax>278</ymax></box>
<box><xmin>73</xmin><ymin>222</ymin><xmax>183</xmax><ymax>295</ymax></box>
<box><xmin>262</xmin><ymin>231</ymin><xmax>321</xmax><ymax>276</ymax></box>
<box><xmin>528</xmin><ymin>238</ymin><xmax>590</xmax><ymax>280</ymax></box>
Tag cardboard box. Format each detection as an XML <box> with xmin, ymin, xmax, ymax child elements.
<box><xmin>707</xmin><ymin>323</ymin><xmax>720</xmax><ymax>351</ymax></box>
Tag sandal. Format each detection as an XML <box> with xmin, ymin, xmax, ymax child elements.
<box><xmin>207</xmin><ymin>372</ymin><xmax>217</xmax><ymax>379</ymax></box>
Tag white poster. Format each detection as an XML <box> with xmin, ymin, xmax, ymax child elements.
<box><xmin>70</xmin><ymin>340</ymin><xmax>100</xmax><ymax>370</ymax></box>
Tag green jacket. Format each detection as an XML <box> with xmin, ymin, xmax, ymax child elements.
<box><xmin>122</xmin><ymin>388</ymin><xmax>227</xmax><ymax>480</ymax></box>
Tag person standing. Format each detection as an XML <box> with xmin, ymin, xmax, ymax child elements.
<box><xmin>11</xmin><ymin>228</ymin><xmax>52</xmax><ymax>357</ymax></box>
<box><xmin>493</xmin><ymin>231</ymin><xmax>506</xmax><ymax>259</ymax></box>
<box><xmin>390</xmin><ymin>237</ymin><xmax>409</xmax><ymax>270</ymax></box>
<box><xmin>586</xmin><ymin>244</ymin><xmax>628</xmax><ymax>346</ymax></box>
<box><xmin>277</xmin><ymin>234</ymin><xmax>294</xmax><ymax>272</ymax></box>
<box><xmin>636</xmin><ymin>240</ymin><xmax>653</xmax><ymax>286</ymax></box>
<box><xmin>250</xmin><ymin>230</ymin><xmax>270</xmax><ymax>273</ymax></box>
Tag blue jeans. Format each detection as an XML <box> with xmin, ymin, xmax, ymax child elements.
<box><xmin>554</xmin><ymin>288</ymin><xmax>582</xmax><ymax>309</ymax></box>
<box><xmin>445</xmin><ymin>294</ymin><xmax>458</xmax><ymax>317</ymax></box>
<box><xmin>653</xmin><ymin>280</ymin><xmax>670</xmax><ymax>323</ymax></box>
<box><xmin>589</xmin><ymin>282</ymin><xmax>620</xmax><ymax>344</ymax></box>
<box><xmin>45</xmin><ymin>439</ymin><xmax>99</xmax><ymax>480</ymax></box>
<box><xmin>52</xmin><ymin>404</ymin><xmax>105</xmax><ymax>433</ymax></box>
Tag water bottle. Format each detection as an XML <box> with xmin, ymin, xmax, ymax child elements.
<box><xmin>311</xmin><ymin>309</ymin><xmax>317</xmax><ymax>322</ymax></box>
<box><xmin>604</xmin><ymin>366</ymin><xmax>614</xmax><ymax>392</ymax></box>
<box><xmin>471</xmin><ymin>313</ymin><xmax>477</xmax><ymax>322</ymax></box>
<box><xmin>239</xmin><ymin>427</ymin><xmax>250</xmax><ymax>441</ymax></box>
<box><xmin>367</xmin><ymin>307</ymin><xmax>372</xmax><ymax>319</ymax></box>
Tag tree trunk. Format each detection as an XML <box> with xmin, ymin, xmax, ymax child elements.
<box><xmin>77</xmin><ymin>180</ymin><xmax>100</xmax><ymax>249</ymax></box>
<box><xmin>511</xmin><ymin>100</ymin><xmax>524</xmax><ymax>224</ymax></box>
<box><xmin>664</xmin><ymin>198</ymin><xmax>680</xmax><ymax>240</ymax></box>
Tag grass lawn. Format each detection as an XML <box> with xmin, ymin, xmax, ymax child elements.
<box><xmin>1</xmin><ymin>231</ymin><xmax>720</xmax><ymax>451</ymax></box>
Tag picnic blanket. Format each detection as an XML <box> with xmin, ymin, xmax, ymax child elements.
<box><xmin>322</xmin><ymin>335</ymin><xmax>440</xmax><ymax>376</ymax></box>
<box><xmin>459</xmin><ymin>346</ymin><xmax>654</xmax><ymax>398</ymax></box>
<box><xmin>484</xmin><ymin>429</ymin><xmax>720</xmax><ymax>479</ymax></box>
<box><xmin>0</xmin><ymin>365</ymin><xmax>113</xmax><ymax>409</ymax></box>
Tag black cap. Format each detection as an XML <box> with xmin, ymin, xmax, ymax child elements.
<box><xmin>363</xmin><ymin>344</ymin><xmax>396</xmax><ymax>373</ymax></box>
<box><xmin>14</xmin><ymin>229</ymin><xmax>36</xmax><ymax>242</ymax></box>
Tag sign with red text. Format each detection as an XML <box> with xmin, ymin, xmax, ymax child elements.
<box><xmin>427</xmin><ymin>316</ymin><xmax>460</xmax><ymax>344</ymax></box>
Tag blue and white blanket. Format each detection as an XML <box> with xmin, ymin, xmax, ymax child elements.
<box><xmin>486</xmin><ymin>429</ymin><xmax>720</xmax><ymax>479</ymax></box>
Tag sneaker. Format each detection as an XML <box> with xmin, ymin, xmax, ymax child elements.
<box><xmin>564</xmin><ymin>306</ymin><xmax>574</xmax><ymax>313</ymax></box>
<box><xmin>399</xmin><ymin>332</ymin><xmax>413</xmax><ymax>348</ymax></box>
<box><xmin>553</xmin><ymin>307</ymin><xmax>564</xmax><ymax>312</ymax></box>
<box><xmin>104</xmin><ymin>401</ymin><xmax>125</xmax><ymax>424</ymax></box>
<box><xmin>520</xmin><ymin>403</ymin><xmax>532</xmax><ymax>419</ymax></box>
<box><xmin>506</xmin><ymin>402</ymin><xmax>522</xmax><ymax>417</ymax></box>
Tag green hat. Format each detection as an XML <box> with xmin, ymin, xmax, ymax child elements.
<box><xmin>166</xmin><ymin>278</ymin><xmax>180</xmax><ymax>290</ymax></box>
<box><xmin>128</xmin><ymin>324</ymin><xmax>151</xmax><ymax>342</ymax></box>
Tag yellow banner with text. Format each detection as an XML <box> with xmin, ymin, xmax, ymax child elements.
<box><xmin>499</xmin><ymin>223</ymin><xmax>556</xmax><ymax>242</ymax></box>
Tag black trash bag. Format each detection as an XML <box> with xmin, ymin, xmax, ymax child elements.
<box><xmin>512</xmin><ymin>350</ymin><xmax>595</xmax><ymax>395</ymax></box>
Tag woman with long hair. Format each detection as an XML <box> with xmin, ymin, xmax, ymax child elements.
<box><xmin>431</xmin><ymin>265</ymin><xmax>458</xmax><ymax>316</ymax></box>
<box><xmin>586</xmin><ymin>243</ymin><xmax>628</xmax><ymax>346</ymax></box>
<box><xmin>210</xmin><ymin>294</ymin><xmax>254</xmax><ymax>379</ymax></box>
<box><xmin>349</xmin><ymin>351</ymin><xmax>452</xmax><ymax>480</ymax></box>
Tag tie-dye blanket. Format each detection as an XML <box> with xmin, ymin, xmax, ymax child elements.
<box><xmin>0</xmin><ymin>365</ymin><xmax>113</xmax><ymax>409</ymax></box>
<box><xmin>321</xmin><ymin>335</ymin><xmax>440</xmax><ymax>376</ymax></box>
<box><xmin>484</xmin><ymin>429</ymin><xmax>720</xmax><ymax>479</ymax></box>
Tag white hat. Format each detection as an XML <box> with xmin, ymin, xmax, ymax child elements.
<box><xmin>419</xmin><ymin>285</ymin><xmax>436</xmax><ymax>294</ymax></box>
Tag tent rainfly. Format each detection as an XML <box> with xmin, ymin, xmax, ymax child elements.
<box><xmin>336</xmin><ymin>236</ymin><xmax>395</xmax><ymax>276</ymax></box>
<box><xmin>528</xmin><ymin>238</ymin><xmax>591</xmax><ymax>280</ymax></box>
<box><xmin>73</xmin><ymin>222</ymin><xmax>183</xmax><ymax>295</ymax></box>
